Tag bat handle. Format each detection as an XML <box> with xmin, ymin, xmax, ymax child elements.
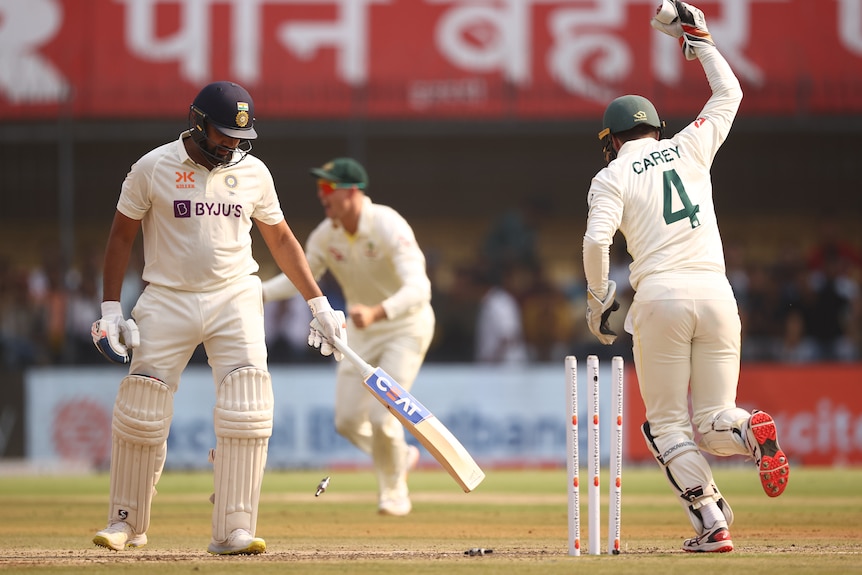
<box><xmin>330</xmin><ymin>334</ymin><xmax>374</xmax><ymax>378</ymax></box>
<box><xmin>310</xmin><ymin>318</ymin><xmax>374</xmax><ymax>378</ymax></box>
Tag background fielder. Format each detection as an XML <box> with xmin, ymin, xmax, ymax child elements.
<box><xmin>582</xmin><ymin>1</ymin><xmax>789</xmax><ymax>553</ymax></box>
<box><xmin>263</xmin><ymin>158</ymin><xmax>435</xmax><ymax>516</ymax></box>
<box><xmin>90</xmin><ymin>81</ymin><xmax>345</xmax><ymax>555</ymax></box>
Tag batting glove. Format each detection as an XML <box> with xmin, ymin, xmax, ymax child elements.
<box><xmin>307</xmin><ymin>296</ymin><xmax>346</xmax><ymax>361</ymax></box>
<box><xmin>675</xmin><ymin>1</ymin><xmax>714</xmax><ymax>60</ymax></box>
<box><xmin>585</xmin><ymin>280</ymin><xmax>621</xmax><ymax>345</ymax></box>
<box><xmin>91</xmin><ymin>300</ymin><xmax>139</xmax><ymax>364</ymax></box>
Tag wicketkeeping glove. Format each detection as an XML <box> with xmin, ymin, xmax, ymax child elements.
<box><xmin>650</xmin><ymin>0</ymin><xmax>683</xmax><ymax>38</ymax></box>
<box><xmin>585</xmin><ymin>280</ymin><xmax>621</xmax><ymax>345</ymax></box>
<box><xmin>91</xmin><ymin>300</ymin><xmax>140</xmax><ymax>364</ymax></box>
<box><xmin>307</xmin><ymin>296</ymin><xmax>346</xmax><ymax>361</ymax></box>
<box><xmin>675</xmin><ymin>1</ymin><xmax>714</xmax><ymax>60</ymax></box>
<box><xmin>650</xmin><ymin>1</ymin><xmax>714</xmax><ymax>60</ymax></box>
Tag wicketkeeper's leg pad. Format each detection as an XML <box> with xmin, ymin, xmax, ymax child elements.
<box><xmin>642</xmin><ymin>421</ymin><xmax>734</xmax><ymax>533</ymax></box>
<box><xmin>109</xmin><ymin>374</ymin><xmax>173</xmax><ymax>534</ymax></box>
<box><xmin>212</xmin><ymin>367</ymin><xmax>274</xmax><ymax>542</ymax></box>
<box><xmin>697</xmin><ymin>408</ymin><xmax>750</xmax><ymax>457</ymax></box>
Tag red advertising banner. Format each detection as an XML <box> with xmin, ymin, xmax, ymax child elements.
<box><xmin>623</xmin><ymin>364</ymin><xmax>862</xmax><ymax>467</ymax></box>
<box><xmin>3</xmin><ymin>0</ymin><xmax>862</xmax><ymax>121</ymax></box>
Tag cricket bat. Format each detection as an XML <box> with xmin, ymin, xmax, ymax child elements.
<box><xmin>320</xmin><ymin>329</ymin><xmax>485</xmax><ymax>493</ymax></box>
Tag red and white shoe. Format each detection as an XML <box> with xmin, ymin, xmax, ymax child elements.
<box><xmin>745</xmin><ymin>410</ymin><xmax>790</xmax><ymax>497</ymax></box>
<box><xmin>683</xmin><ymin>523</ymin><xmax>733</xmax><ymax>553</ymax></box>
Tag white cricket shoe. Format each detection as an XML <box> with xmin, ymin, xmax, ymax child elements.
<box><xmin>376</xmin><ymin>445</ymin><xmax>419</xmax><ymax>516</ymax></box>
<box><xmin>683</xmin><ymin>522</ymin><xmax>733</xmax><ymax>553</ymax></box>
<box><xmin>744</xmin><ymin>410</ymin><xmax>790</xmax><ymax>497</ymax></box>
<box><xmin>207</xmin><ymin>528</ymin><xmax>266</xmax><ymax>555</ymax></box>
<box><xmin>378</xmin><ymin>495</ymin><xmax>412</xmax><ymax>516</ymax></box>
<box><xmin>93</xmin><ymin>521</ymin><xmax>148</xmax><ymax>551</ymax></box>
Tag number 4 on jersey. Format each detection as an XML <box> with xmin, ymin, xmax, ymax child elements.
<box><xmin>662</xmin><ymin>169</ymin><xmax>701</xmax><ymax>229</ymax></box>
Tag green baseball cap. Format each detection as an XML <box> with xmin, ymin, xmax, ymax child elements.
<box><xmin>310</xmin><ymin>158</ymin><xmax>368</xmax><ymax>189</ymax></box>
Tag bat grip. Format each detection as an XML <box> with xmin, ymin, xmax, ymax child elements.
<box><xmin>330</xmin><ymin>334</ymin><xmax>374</xmax><ymax>378</ymax></box>
<box><xmin>310</xmin><ymin>318</ymin><xmax>374</xmax><ymax>378</ymax></box>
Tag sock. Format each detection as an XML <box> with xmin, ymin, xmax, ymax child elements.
<box><xmin>699</xmin><ymin>502</ymin><xmax>726</xmax><ymax>530</ymax></box>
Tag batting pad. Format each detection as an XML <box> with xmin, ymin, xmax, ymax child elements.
<box><xmin>109</xmin><ymin>375</ymin><xmax>173</xmax><ymax>534</ymax></box>
<box><xmin>212</xmin><ymin>367</ymin><xmax>274</xmax><ymax>542</ymax></box>
<box><xmin>642</xmin><ymin>422</ymin><xmax>733</xmax><ymax>534</ymax></box>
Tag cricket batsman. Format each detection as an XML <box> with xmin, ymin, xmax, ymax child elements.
<box><xmin>91</xmin><ymin>81</ymin><xmax>345</xmax><ymax>555</ymax></box>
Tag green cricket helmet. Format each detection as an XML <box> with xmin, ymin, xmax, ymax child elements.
<box><xmin>598</xmin><ymin>95</ymin><xmax>665</xmax><ymax>164</ymax></box>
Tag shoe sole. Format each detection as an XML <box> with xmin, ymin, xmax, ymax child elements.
<box><xmin>93</xmin><ymin>535</ymin><xmax>146</xmax><ymax>551</ymax></box>
<box><xmin>750</xmin><ymin>411</ymin><xmax>790</xmax><ymax>497</ymax></box>
<box><xmin>378</xmin><ymin>504</ymin><xmax>412</xmax><ymax>517</ymax></box>
<box><xmin>684</xmin><ymin>543</ymin><xmax>734</xmax><ymax>553</ymax></box>
<box><xmin>683</xmin><ymin>527</ymin><xmax>734</xmax><ymax>553</ymax></box>
<box><xmin>93</xmin><ymin>535</ymin><xmax>121</xmax><ymax>551</ymax></box>
<box><xmin>207</xmin><ymin>540</ymin><xmax>266</xmax><ymax>555</ymax></box>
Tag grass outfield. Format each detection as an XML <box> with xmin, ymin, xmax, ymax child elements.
<box><xmin>1</xmin><ymin>466</ymin><xmax>860</xmax><ymax>574</ymax></box>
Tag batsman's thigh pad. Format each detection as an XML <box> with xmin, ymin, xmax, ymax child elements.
<box><xmin>642</xmin><ymin>421</ymin><xmax>733</xmax><ymax>533</ymax></box>
<box><xmin>110</xmin><ymin>375</ymin><xmax>173</xmax><ymax>533</ymax></box>
<box><xmin>212</xmin><ymin>367</ymin><xmax>274</xmax><ymax>541</ymax></box>
<box><xmin>698</xmin><ymin>408</ymin><xmax>750</xmax><ymax>457</ymax></box>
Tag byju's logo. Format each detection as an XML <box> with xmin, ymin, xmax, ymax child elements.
<box><xmin>173</xmin><ymin>200</ymin><xmax>242</xmax><ymax>218</ymax></box>
<box><xmin>174</xmin><ymin>200</ymin><xmax>192</xmax><ymax>218</ymax></box>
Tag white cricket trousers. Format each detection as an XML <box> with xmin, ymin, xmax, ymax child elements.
<box><xmin>628</xmin><ymin>297</ymin><xmax>742</xmax><ymax>440</ymax></box>
<box><xmin>334</xmin><ymin>306</ymin><xmax>435</xmax><ymax>500</ymax></box>
<box><xmin>129</xmin><ymin>275</ymin><xmax>268</xmax><ymax>391</ymax></box>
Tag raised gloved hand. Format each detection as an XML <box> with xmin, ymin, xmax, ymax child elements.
<box><xmin>307</xmin><ymin>296</ymin><xmax>346</xmax><ymax>361</ymax></box>
<box><xmin>586</xmin><ymin>280</ymin><xmax>621</xmax><ymax>345</ymax></box>
<box><xmin>651</xmin><ymin>1</ymin><xmax>714</xmax><ymax>60</ymax></box>
<box><xmin>91</xmin><ymin>301</ymin><xmax>140</xmax><ymax>364</ymax></box>
<box><xmin>676</xmin><ymin>1</ymin><xmax>714</xmax><ymax>60</ymax></box>
<box><xmin>650</xmin><ymin>0</ymin><xmax>683</xmax><ymax>38</ymax></box>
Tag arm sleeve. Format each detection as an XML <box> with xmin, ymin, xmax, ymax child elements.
<box><xmin>380</xmin><ymin>215</ymin><xmax>432</xmax><ymax>320</ymax></box>
<box><xmin>582</xmin><ymin>175</ymin><xmax>623</xmax><ymax>300</ymax></box>
<box><xmin>677</xmin><ymin>45</ymin><xmax>743</xmax><ymax>166</ymax></box>
<box><xmin>116</xmin><ymin>158</ymin><xmax>152</xmax><ymax>221</ymax></box>
<box><xmin>697</xmin><ymin>44</ymin><xmax>743</xmax><ymax>132</ymax></box>
<box><xmin>250</xmin><ymin>164</ymin><xmax>285</xmax><ymax>226</ymax></box>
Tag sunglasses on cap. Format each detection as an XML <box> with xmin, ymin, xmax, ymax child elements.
<box><xmin>317</xmin><ymin>179</ymin><xmax>361</xmax><ymax>196</ymax></box>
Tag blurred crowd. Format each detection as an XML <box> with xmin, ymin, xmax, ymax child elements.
<box><xmin>2</xmin><ymin>211</ymin><xmax>860</xmax><ymax>370</ymax></box>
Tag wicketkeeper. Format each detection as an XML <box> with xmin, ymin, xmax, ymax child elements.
<box><xmin>582</xmin><ymin>1</ymin><xmax>790</xmax><ymax>553</ymax></box>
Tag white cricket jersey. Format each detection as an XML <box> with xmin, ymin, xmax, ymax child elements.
<box><xmin>584</xmin><ymin>46</ymin><xmax>742</xmax><ymax>299</ymax></box>
<box><xmin>268</xmin><ymin>196</ymin><xmax>431</xmax><ymax>324</ymax></box>
<box><xmin>117</xmin><ymin>132</ymin><xmax>284</xmax><ymax>291</ymax></box>
<box><xmin>309</xmin><ymin>197</ymin><xmax>431</xmax><ymax>322</ymax></box>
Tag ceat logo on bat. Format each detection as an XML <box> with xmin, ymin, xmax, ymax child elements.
<box><xmin>366</xmin><ymin>369</ymin><xmax>431</xmax><ymax>425</ymax></box>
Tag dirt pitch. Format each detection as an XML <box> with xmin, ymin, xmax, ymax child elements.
<box><xmin>1</xmin><ymin>467</ymin><xmax>861</xmax><ymax>574</ymax></box>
